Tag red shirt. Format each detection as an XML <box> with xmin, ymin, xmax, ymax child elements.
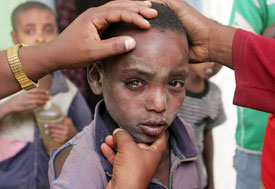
<box><xmin>232</xmin><ymin>29</ymin><xmax>275</xmax><ymax>114</ymax></box>
<box><xmin>232</xmin><ymin>29</ymin><xmax>275</xmax><ymax>188</ymax></box>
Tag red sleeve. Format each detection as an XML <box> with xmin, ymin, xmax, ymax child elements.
<box><xmin>232</xmin><ymin>29</ymin><xmax>275</xmax><ymax>114</ymax></box>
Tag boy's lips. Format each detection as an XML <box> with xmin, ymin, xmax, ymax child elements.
<box><xmin>139</xmin><ymin>121</ymin><xmax>168</xmax><ymax>136</ymax></box>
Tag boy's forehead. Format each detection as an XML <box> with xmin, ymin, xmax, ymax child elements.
<box><xmin>104</xmin><ymin>29</ymin><xmax>189</xmax><ymax>72</ymax></box>
<box><xmin>16</xmin><ymin>8</ymin><xmax>55</xmax><ymax>22</ymax></box>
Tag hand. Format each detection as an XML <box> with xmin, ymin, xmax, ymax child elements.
<box><xmin>45</xmin><ymin>116</ymin><xmax>77</xmax><ymax>144</ymax></box>
<box><xmin>151</xmin><ymin>0</ymin><xmax>236</xmax><ymax>68</ymax></box>
<box><xmin>101</xmin><ymin>128</ymin><xmax>168</xmax><ymax>189</ymax></box>
<box><xmin>3</xmin><ymin>88</ymin><xmax>49</xmax><ymax>113</ymax></box>
<box><xmin>44</xmin><ymin>1</ymin><xmax>158</xmax><ymax>71</ymax></box>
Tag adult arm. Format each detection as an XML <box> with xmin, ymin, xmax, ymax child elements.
<box><xmin>232</xmin><ymin>29</ymin><xmax>275</xmax><ymax>113</ymax></box>
<box><xmin>0</xmin><ymin>1</ymin><xmax>157</xmax><ymax>99</ymax></box>
<box><xmin>153</xmin><ymin>0</ymin><xmax>236</xmax><ymax>68</ymax></box>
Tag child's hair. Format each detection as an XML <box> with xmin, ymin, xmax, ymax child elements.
<box><xmin>95</xmin><ymin>2</ymin><xmax>188</xmax><ymax>71</ymax></box>
<box><xmin>11</xmin><ymin>1</ymin><xmax>55</xmax><ymax>31</ymax></box>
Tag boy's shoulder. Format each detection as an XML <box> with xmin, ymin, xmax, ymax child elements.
<box><xmin>49</xmin><ymin>121</ymin><xmax>108</xmax><ymax>188</ymax></box>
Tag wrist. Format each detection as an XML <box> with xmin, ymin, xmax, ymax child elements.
<box><xmin>209</xmin><ymin>23</ymin><xmax>236</xmax><ymax>69</ymax></box>
<box><xmin>19</xmin><ymin>42</ymin><xmax>57</xmax><ymax>82</ymax></box>
<box><xmin>0</xmin><ymin>102</ymin><xmax>14</xmax><ymax>120</ymax></box>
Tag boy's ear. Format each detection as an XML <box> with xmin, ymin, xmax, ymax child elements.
<box><xmin>87</xmin><ymin>64</ymin><xmax>103</xmax><ymax>95</ymax></box>
<box><xmin>11</xmin><ymin>31</ymin><xmax>19</xmax><ymax>44</ymax></box>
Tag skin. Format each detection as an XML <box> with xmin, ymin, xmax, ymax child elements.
<box><xmin>152</xmin><ymin>0</ymin><xmax>236</xmax><ymax>68</ymax></box>
<box><xmin>89</xmin><ymin>28</ymin><xmax>189</xmax><ymax>187</ymax></box>
<box><xmin>0</xmin><ymin>8</ymin><xmax>77</xmax><ymax>152</ymax></box>
<box><xmin>0</xmin><ymin>1</ymin><xmax>158</xmax><ymax>99</ymax></box>
<box><xmin>89</xmin><ymin>29</ymin><xmax>189</xmax><ymax>144</ymax></box>
<box><xmin>102</xmin><ymin>129</ymin><xmax>168</xmax><ymax>189</ymax></box>
<box><xmin>262</xmin><ymin>24</ymin><xmax>275</xmax><ymax>38</ymax></box>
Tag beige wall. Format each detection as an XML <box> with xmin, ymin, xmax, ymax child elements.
<box><xmin>0</xmin><ymin>0</ymin><xmax>27</xmax><ymax>50</ymax></box>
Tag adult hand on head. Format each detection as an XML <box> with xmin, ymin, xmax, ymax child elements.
<box><xmin>151</xmin><ymin>0</ymin><xmax>236</xmax><ymax>69</ymax></box>
<box><xmin>101</xmin><ymin>129</ymin><xmax>168</xmax><ymax>189</ymax></box>
<box><xmin>1</xmin><ymin>1</ymin><xmax>158</xmax><ymax>99</ymax></box>
<box><xmin>40</xmin><ymin>0</ymin><xmax>158</xmax><ymax>70</ymax></box>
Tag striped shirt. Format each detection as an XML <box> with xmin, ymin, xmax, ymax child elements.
<box><xmin>178</xmin><ymin>80</ymin><xmax>226</xmax><ymax>187</ymax></box>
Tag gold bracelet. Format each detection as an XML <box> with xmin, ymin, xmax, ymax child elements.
<box><xmin>7</xmin><ymin>43</ymin><xmax>39</xmax><ymax>90</ymax></box>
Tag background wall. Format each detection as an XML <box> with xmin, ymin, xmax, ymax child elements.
<box><xmin>0</xmin><ymin>0</ymin><xmax>26</xmax><ymax>50</ymax></box>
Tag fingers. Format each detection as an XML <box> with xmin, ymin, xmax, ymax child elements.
<box><xmin>94</xmin><ymin>36</ymin><xmax>136</xmax><ymax>60</ymax></box>
<box><xmin>92</xmin><ymin>1</ymin><xmax>158</xmax><ymax>31</ymax></box>
<box><xmin>105</xmin><ymin>135</ymin><xmax>116</xmax><ymax>149</ymax></box>
<box><xmin>101</xmin><ymin>143</ymin><xmax>116</xmax><ymax>165</ymax></box>
<box><xmin>45</xmin><ymin>119</ymin><xmax>77</xmax><ymax>144</ymax></box>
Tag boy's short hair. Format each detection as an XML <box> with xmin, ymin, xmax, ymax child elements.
<box><xmin>102</xmin><ymin>3</ymin><xmax>187</xmax><ymax>39</ymax></box>
<box><xmin>11</xmin><ymin>1</ymin><xmax>55</xmax><ymax>31</ymax></box>
<box><xmin>96</xmin><ymin>2</ymin><xmax>188</xmax><ymax>71</ymax></box>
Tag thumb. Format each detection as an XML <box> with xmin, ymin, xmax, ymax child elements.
<box><xmin>95</xmin><ymin>36</ymin><xmax>136</xmax><ymax>60</ymax></box>
<box><xmin>112</xmin><ymin>128</ymin><xmax>136</xmax><ymax>149</ymax></box>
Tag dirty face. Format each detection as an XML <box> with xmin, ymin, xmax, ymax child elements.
<box><xmin>12</xmin><ymin>8</ymin><xmax>57</xmax><ymax>45</ymax></box>
<box><xmin>93</xmin><ymin>29</ymin><xmax>189</xmax><ymax>143</ymax></box>
<box><xmin>190</xmin><ymin>62</ymin><xmax>222</xmax><ymax>80</ymax></box>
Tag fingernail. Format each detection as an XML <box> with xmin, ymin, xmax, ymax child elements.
<box><xmin>113</xmin><ymin>128</ymin><xmax>123</xmax><ymax>135</ymax></box>
<box><xmin>124</xmin><ymin>38</ymin><xmax>136</xmax><ymax>51</ymax></box>
<box><xmin>45</xmin><ymin>130</ymin><xmax>49</xmax><ymax>134</ymax></box>
<box><xmin>44</xmin><ymin>124</ymin><xmax>48</xmax><ymax>128</ymax></box>
<box><xmin>143</xmin><ymin>1</ymin><xmax>151</xmax><ymax>7</ymax></box>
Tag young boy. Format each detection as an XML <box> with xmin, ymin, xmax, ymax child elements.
<box><xmin>178</xmin><ymin>62</ymin><xmax>226</xmax><ymax>188</ymax></box>
<box><xmin>49</xmin><ymin>3</ymin><xmax>201</xmax><ymax>189</ymax></box>
<box><xmin>0</xmin><ymin>2</ymin><xmax>91</xmax><ymax>189</ymax></box>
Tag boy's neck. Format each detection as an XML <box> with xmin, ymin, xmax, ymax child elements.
<box><xmin>102</xmin><ymin>109</ymin><xmax>119</xmax><ymax>134</ymax></box>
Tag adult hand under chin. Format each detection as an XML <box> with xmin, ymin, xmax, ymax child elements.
<box><xmin>101</xmin><ymin>128</ymin><xmax>168</xmax><ymax>189</ymax></box>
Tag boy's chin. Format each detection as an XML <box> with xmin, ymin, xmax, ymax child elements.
<box><xmin>132</xmin><ymin>134</ymin><xmax>158</xmax><ymax>145</ymax></box>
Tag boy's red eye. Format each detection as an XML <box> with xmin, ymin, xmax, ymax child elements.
<box><xmin>125</xmin><ymin>79</ymin><xmax>145</xmax><ymax>90</ymax></box>
<box><xmin>168</xmin><ymin>80</ymin><xmax>185</xmax><ymax>91</ymax></box>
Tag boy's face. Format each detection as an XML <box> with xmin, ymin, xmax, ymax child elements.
<box><xmin>190</xmin><ymin>62</ymin><xmax>222</xmax><ymax>80</ymax></box>
<box><xmin>11</xmin><ymin>8</ymin><xmax>57</xmax><ymax>46</ymax></box>
<box><xmin>89</xmin><ymin>29</ymin><xmax>189</xmax><ymax>143</ymax></box>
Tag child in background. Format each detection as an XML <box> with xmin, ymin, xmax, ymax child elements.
<box><xmin>178</xmin><ymin>62</ymin><xmax>226</xmax><ymax>189</ymax></box>
<box><xmin>49</xmin><ymin>3</ymin><xmax>201</xmax><ymax>189</ymax></box>
<box><xmin>0</xmin><ymin>2</ymin><xmax>91</xmax><ymax>189</ymax></box>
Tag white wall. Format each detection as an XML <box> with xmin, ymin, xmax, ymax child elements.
<box><xmin>202</xmin><ymin>0</ymin><xmax>237</xmax><ymax>188</ymax></box>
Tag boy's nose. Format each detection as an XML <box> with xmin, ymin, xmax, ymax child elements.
<box><xmin>36</xmin><ymin>35</ymin><xmax>46</xmax><ymax>43</ymax></box>
<box><xmin>145</xmin><ymin>89</ymin><xmax>167</xmax><ymax>113</ymax></box>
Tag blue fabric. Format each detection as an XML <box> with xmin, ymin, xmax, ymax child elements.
<box><xmin>0</xmin><ymin>75</ymin><xmax>92</xmax><ymax>189</ymax></box>
<box><xmin>234</xmin><ymin>149</ymin><xmax>262</xmax><ymax>189</ymax></box>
